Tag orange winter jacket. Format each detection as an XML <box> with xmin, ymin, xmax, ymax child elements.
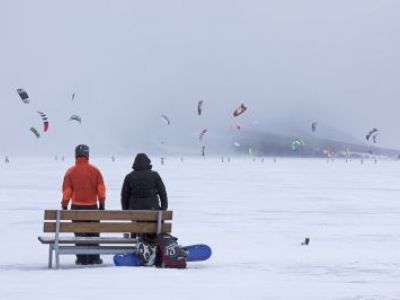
<box><xmin>61</xmin><ymin>157</ymin><xmax>106</xmax><ymax>207</ymax></box>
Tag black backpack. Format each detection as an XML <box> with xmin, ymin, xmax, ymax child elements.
<box><xmin>155</xmin><ymin>234</ymin><xmax>187</xmax><ymax>269</ymax></box>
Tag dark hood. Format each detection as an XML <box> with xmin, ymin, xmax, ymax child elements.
<box><xmin>132</xmin><ymin>153</ymin><xmax>152</xmax><ymax>171</ymax></box>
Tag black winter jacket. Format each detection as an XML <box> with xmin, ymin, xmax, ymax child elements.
<box><xmin>121</xmin><ymin>154</ymin><xmax>168</xmax><ymax>210</ymax></box>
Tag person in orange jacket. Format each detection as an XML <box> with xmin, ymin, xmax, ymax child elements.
<box><xmin>61</xmin><ymin>144</ymin><xmax>106</xmax><ymax>265</ymax></box>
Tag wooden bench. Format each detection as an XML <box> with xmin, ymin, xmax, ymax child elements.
<box><xmin>38</xmin><ymin>210</ymin><xmax>173</xmax><ymax>269</ymax></box>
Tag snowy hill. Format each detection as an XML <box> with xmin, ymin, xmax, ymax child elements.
<box><xmin>232</xmin><ymin>129</ymin><xmax>400</xmax><ymax>158</ymax></box>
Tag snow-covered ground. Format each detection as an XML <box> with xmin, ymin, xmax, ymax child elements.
<box><xmin>0</xmin><ymin>156</ymin><xmax>399</xmax><ymax>300</ymax></box>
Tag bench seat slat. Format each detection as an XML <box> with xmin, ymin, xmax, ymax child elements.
<box><xmin>44</xmin><ymin>222</ymin><xmax>172</xmax><ymax>233</ymax></box>
<box><xmin>44</xmin><ymin>210</ymin><xmax>173</xmax><ymax>221</ymax></box>
<box><xmin>58</xmin><ymin>246</ymin><xmax>136</xmax><ymax>255</ymax></box>
<box><xmin>38</xmin><ymin>236</ymin><xmax>137</xmax><ymax>244</ymax></box>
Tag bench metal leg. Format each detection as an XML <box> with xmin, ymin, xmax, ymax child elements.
<box><xmin>55</xmin><ymin>210</ymin><xmax>61</xmax><ymax>270</ymax></box>
<box><xmin>55</xmin><ymin>248</ymin><xmax>60</xmax><ymax>270</ymax></box>
<box><xmin>156</xmin><ymin>211</ymin><xmax>162</xmax><ymax>235</ymax></box>
<box><xmin>48</xmin><ymin>245</ymin><xmax>53</xmax><ymax>269</ymax></box>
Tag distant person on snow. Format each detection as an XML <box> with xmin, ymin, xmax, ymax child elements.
<box><xmin>121</xmin><ymin>153</ymin><xmax>167</xmax><ymax>211</ymax></box>
<box><xmin>61</xmin><ymin>144</ymin><xmax>106</xmax><ymax>265</ymax></box>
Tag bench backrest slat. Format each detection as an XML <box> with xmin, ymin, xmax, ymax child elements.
<box><xmin>44</xmin><ymin>210</ymin><xmax>173</xmax><ymax>221</ymax></box>
<box><xmin>44</xmin><ymin>222</ymin><xmax>172</xmax><ymax>233</ymax></box>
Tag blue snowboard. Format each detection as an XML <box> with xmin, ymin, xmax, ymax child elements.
<box><xmin>184</xmin><ymin>244</ymin><xmax>212</xmax><ymax>261</ymax></box>
<box><xmin>114</xmin><ymin>244</ymin><xmax>212</xmax><ymax>266</ymax></box>
<box><xmin>114</xmin><ymin>252</ymin><xmax>143</xmax><ymax>266</ymax></box>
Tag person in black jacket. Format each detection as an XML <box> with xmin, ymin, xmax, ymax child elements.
<box><xmin>121</xmin><ymin>153</ymin><xmax>168</xmax><ymax>211</ymax></box>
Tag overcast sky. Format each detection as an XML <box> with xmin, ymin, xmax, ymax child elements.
<box><xmin>1</xmin><ymin>0</ymin><xmax>399</xmax><ymax>155</ymax></box>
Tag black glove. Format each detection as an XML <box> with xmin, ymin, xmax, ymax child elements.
<box><xmin>99</xmin><ymin>203</ymin><xmax>105</xmax><ymax>210</ymax></box>
<box><xmin>62</xmin><ymin>205</ymin><xmax>68</xmax><ymax>210</ymax></box>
